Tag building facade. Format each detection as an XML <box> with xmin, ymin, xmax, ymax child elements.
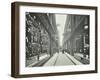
<box><xmin>25</xmin><ymin>12</ymin><xmax>59</xmax><ymax>63</ymax></box>
<box><xmin>63</xmin><ymin>14</ymin><xmax>89</xmax><ymax>58</ymax></box>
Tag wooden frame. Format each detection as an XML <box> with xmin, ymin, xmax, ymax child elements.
<box><xmin>11</xmin><ymin>2</ymin><xmax>98</xmax><ymax>78</ymax></box>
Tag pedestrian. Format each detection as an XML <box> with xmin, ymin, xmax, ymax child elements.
<box><xmin>62</xmin><ymin>49</ymin><xmax>64</xmax><ymax>54</ymax></box>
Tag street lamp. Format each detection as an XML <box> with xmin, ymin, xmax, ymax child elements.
<box><xmin>84</xmin><ymin>25</ymin><xmax>88</xmax><ymax>29</ymax></box>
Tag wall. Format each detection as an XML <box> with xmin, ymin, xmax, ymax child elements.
<box><xmin>0</xmin><ymin>0</ymin><xmax>100</xmax><ymax>80</ymax></box>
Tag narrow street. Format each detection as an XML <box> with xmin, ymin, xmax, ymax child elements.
<box><xmin>54</xmin><ymin>52</ymin><xmax>74</xmax><ymax>66</ymax></box>
<box><xmin>26</xmin><ymin>13</ymin><xmax>90</xmax><ymax>67</ymax></box>
<box><xmin>43</xmin><ymin>52</ymin><xmax>82</xmax><ymax>66</ymax></box>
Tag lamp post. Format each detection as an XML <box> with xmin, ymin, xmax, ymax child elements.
<box><xmin>37</xmin><ymin>22</ymin><xmax>42</xmax><ymax>61</ymax></box>
<box><xmin>83</xmin><ymin>25</ymin><xmax>89</xmax><ymax>58</ymax></box>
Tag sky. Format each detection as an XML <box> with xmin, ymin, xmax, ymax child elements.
<box><xmin>55</xmin><ymin>14</ymin><xmax>67</xmax><ymax>46</ymax></box>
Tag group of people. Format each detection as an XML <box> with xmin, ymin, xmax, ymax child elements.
<box><xmin>60</xmin><ymin>49</ymin><xmax>69</xmax><ymax>54</ymax></box>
